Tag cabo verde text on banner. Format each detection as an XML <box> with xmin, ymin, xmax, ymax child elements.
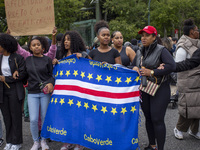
<box><xmin>41</xmin><ymin>55</ymin><xmax>141</xmax><ymax>150</ymax></box>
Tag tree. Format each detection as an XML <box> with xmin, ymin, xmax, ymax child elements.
<box><xmin>150</xmin><ymin>0</ymin><xmax>200</xmax><ymax>37</ymax></box>
<box><xmin>150</xmin><ymin>0</ymin><xmax>177</xmax><ymax>37</ymax></box>
<box><xmin>109</xmin><ymin>19</ymin><xmax>138</xmax><ymax>42</ymax></box>
<box><xmin>0</xmin><ymin>0</ymin><xmax>6</xmax><ymax>32</ymax></box>
<box><xmin>54</xmin><ymin>0</ymin><xmax>87</xmax><ymax>33</ymax></box>
<box><xmin>170</xmin><ymin>0</ymin><xmax>200</xmax><ymax>37</ymax></box>
<box><xmin>103</xmin><ymin>0</ymin><xmax>148</xmax><ymax>41</ymax></box>
<box><xmin>1</xmin><ymin>0</ymin><xmax>200</xmax><ymax>40</ymax></box>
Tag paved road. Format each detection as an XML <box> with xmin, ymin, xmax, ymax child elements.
<box><xmin>139</xmin><ymin>103</ymin><xmax>200</xmax><ymax>150</ymax></box>
<box><xmin>1</xmin><ymin>103</ymin><xmax>200</xmax><ymax>150</ymax></box>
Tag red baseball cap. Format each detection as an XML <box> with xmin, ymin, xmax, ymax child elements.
<box><xmin>138</xmin><ymin>26</ymin><xmax>157</xmax><ymax>36</ymax></box>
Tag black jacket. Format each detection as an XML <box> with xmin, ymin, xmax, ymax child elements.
<box><xmin>131</xmin><ymin>40</ymin><xmax>175</xmax><ymax>84</ymax></box>
<box><xmin>0</xmin><ymin>53</ymin><xmax>27</xmax><ymax>103</ymax></box>
<box><xmin>176</xmin><ymin>48</ymin><xmax>200</xmax><ymax>72</ymax></box>
<box><xmin>135</xmin><ymin>40</ymin><xmax>164</xmax><ymax>83</ymax></box>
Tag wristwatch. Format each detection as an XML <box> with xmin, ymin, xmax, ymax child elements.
<box><xmin>150</xmin><ymin>70</ymin><xmax>154</xmax><ymax>76</ymax></box>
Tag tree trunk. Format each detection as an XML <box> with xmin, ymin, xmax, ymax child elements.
<box><xmin>164</xmin><ymin>25</ymin><xmax>167</xmax><ymax>37</ymax></box>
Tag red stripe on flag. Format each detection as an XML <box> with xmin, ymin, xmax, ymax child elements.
<box><xmin>54</xmin><ymin>85</ymin><xmax>140</xmax><ymax>99</ymax></box>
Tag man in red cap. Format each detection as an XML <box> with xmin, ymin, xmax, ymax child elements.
<box><xmin>132</xmin><ymin>26</ymin><xmax>176</xmax><ymax>150</ymax></box>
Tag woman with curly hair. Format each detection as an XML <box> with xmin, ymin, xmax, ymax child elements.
<box><xmin>0</xmin><ymin>33</ymin><xmax>27</xmax><ymax>150</ymax></box>
<box><xmin>53</xmin><ymin>30</ymin><xmax>88</xmax><ymax>65</ymax></box>
<box><xmin>53</xmin><ymin>30</ymin><xmax>88</xmax><ymax>150</ymax></box>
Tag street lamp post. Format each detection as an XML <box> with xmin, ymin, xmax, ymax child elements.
<box><xmin>90</xmin><ymin>0</ymin><xmax>100</xmax><ymax>22</ymax></box>
<box><xmin>95</xmin><ymin>0</ymin><xmax>100</xmax><ymax>22</ymax></box>
<box><xmin>148</xmin><ymin>0</ymin><xmax>151</xmax><ymax>25</ymax></box>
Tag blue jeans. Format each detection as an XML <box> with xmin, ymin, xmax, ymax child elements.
<box><xmin>24</xmin><ymin>88</ymin><xmax>29</xmax><ymax>118</ymax></box>
<box><xmin>28</xmin><ymin>93</ymin><xmax>51</xmax><ymax>142</ymax></box>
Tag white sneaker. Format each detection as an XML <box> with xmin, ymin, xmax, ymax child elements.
<box><xmin>60</xmin><ymin>143</ymin><xmax>74</xmax><ymax>150</ymax></box>
<box><xmin>10</xmin><ymin>144</ymin><xmax>22</xmax><ymax>150</ymax></box>
<box><xmin>189</xmin><ymin>130</ymin><xmax>200</xmax><ymax>139</ymax></box>
<box><xmin>74</xmin><ymin>144</ymin><xmax>84</xmax><ymax>150</ymax></box>
<box><xmin>0</xmin><ymin>139</ymin><xmax>5</xmax><ymax>147</ymax></box>
<box><xmin>41</xmin><ymin>140</ymin><xmax>49</xmax><ymax>150</ymax></box>
<box><xmin>174</xmin><ymin>127</ymin><xmax>183</xmax><ymax>139</ymax></box>
<box><xmin>30</xmin><ymin>141</ymin><xmax>40</xmax><ymax>150</ymax></box>
<box><xmin>4</xmin><ymin>143</ymin><xmax>12</xmax><ymax>150</ymax></box>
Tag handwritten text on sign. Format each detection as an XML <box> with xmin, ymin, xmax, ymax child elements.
<box><xmin>5</xmin><ymin>0</ymin><xmax>55</xmax><ymax>36</ymax></box>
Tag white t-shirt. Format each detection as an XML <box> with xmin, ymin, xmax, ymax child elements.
<box><xmin>1</xmin><ymin>55</ymin><xmax>11</xmax><ymax>76</ymax></box>
<box><xmin>175</xmin><ymin>47</ymin><xmax>191</xmax><ymax>62</ymax></box>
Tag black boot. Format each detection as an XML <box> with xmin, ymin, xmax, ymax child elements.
<box><xmin>144</xmin><ymin>145</ymin><xmax>157</xmax><ymax>150</ymax></box>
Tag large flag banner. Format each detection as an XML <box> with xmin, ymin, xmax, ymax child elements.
<box><xmin>4</xmin><ymin>0</ymin><xmax>55</xmax><ymax>36</ymax></box>
<box><xmin>41</xmin><ymin>55</ymin><xmax>141</xmax><ymax>150</ymax></box>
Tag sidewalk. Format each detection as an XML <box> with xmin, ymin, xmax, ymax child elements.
<box><xmin>139</xmin><ymin>105</ymin><xmax>200</xmax><ymax>150</ymax></box>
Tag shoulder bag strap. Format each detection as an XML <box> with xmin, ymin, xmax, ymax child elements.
<box><xmin>140</xmin><ymin>56</ymin><xmax>143</xmax><ymax>67</ymax></box>
<box><xmin>31</xmin><ymin>56</ymin><xmax>42</xmax><ymax>84</ymax></box>
<box><xmin>160</xmin><ymin>76</ymin><xmax>165</xmax><ymax>85</ymax></box>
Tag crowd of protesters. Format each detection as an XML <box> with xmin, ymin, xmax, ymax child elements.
<box><xmin>0</xmin><ymin>18</ymin><xmax>200</xmax><ymax>150</ymax></box>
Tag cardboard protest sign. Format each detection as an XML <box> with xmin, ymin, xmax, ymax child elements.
<box><xmin>4</xmin><ymin>0</ymin><xmax>55</xmax><ymax>36</ymax></box>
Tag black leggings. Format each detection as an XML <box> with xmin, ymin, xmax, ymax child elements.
<box><xmin>140</xmin><ymin>82</ymin><xmax>170</xmax><ymax>150</ymax></box>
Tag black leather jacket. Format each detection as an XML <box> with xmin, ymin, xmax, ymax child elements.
<box><xmin>135</xmin><ymin>40</ymin><xmax>166</xmax><ymax>84</ymax></box>
<box><xmin>176</xmin><ymin>48</ymin><xmax>200</xmax><ymax>72</ymax></box>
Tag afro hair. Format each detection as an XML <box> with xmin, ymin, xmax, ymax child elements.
<box><xmin>0</xmin><ymin>33</ymin><xmax>18</xmax><ymax>53</ymax></box>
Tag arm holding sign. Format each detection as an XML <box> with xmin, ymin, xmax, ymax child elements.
<box><xmin>45</xmin><ymin>27</ymin><xmax>57</xmax><ymax>60</ymax></box>
<box><xmin>7</xmin><ymin>28</ymin><xmax>57</xmax><ymax>60</ymax></box>
<box><xmin>16</xmin><ymin>43</ymin><xmax>32</xmax><ymax>59</ymax></box>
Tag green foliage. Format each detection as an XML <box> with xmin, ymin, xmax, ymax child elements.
<box><xmin>0</xmin><ymin>0</ymin><xmax>6</xmax><ymax>32</ymax></box>
<box><xmin>109</xmin><ymin>19</ymin><xmax>139</xmax><ymax>42</ymax></box>
<box><xmin>1</xmin><ymin>0</ymin><xmax>200</xmax><ymax>40</ymax></box>
<box><xmin>150</xmin><ymin>0</ymin><xmax>200</xmax><ymax>37</ymax></box>
<box><xmin>104</xmin><ymin>0</ymin><xmax>200</xmax><ymax>38</ymax></box>
<box><xmin>18</xmin><ymin>36</ymin><xmax>29</xmax><ymax>46</ymax></box>
<box><xmin>103</xmin><ymin>0</ymin><xmax>147</xmax><ymax>40</ymax></box>
<box><xmin>54</xmin><ymin>0</ymin><xmax>86</xmax><ymax>33</ymax></box>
